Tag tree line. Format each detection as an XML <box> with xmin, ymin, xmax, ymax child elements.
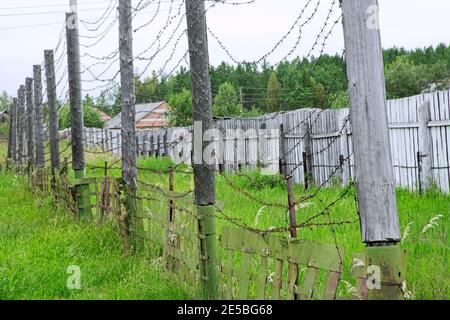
<box><xmin>1</xmin><ymin>43</ymin><xmax>449</xmax><ymax>128</ymax></box>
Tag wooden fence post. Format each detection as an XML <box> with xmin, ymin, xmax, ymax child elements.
<box><xmin>149</xmin><ymin>134</ymin><xmax>155</xmax><ymax>157</ymax></box>
<box><xmin>163</xmin><ymin>129</ymin><xmax>169</xmax><ymax>157</ymax></box>
<box><xmin>7</xmin><ymin>98</ymin><xmax>18</xmax><ymax>166</ymax></box>
<box><xmin>25</xmin><ymin>77</ymin><xmax>35</xmax><ymax>172</ymax></box>
<box><xmin>258</xmin><ymin>121</ymin><xmax>267</xmax><ymax>170</ymax></box>
<box><xmin>66</xmin><ymin>7</ymin><xmax>91</xmax><ymax>218</ymax></box>
<box><xmin>279</xmin><ymin>124</ymin><xmax>297</xmax><ymax>238</ymax></box>
<box><xmin>34</xmin><ymin>65</ymin><xmax>45</xmax><ymax>169</ymax></box>
<box><xmin>44</xmin><ymin>50</ymin><xmax>61</xmax><ymax>175</ymax></box>
<box><xmin>33</xmin><ymin>65</ymin><xmax>46</xmax><ymax>190</ymax></box>
<box><xmin>119</xmin><ymin>0</ymin><xmax>141</xmax><ymax>251</ymax></box>
<box><xmin>186</xmin><ymin>0</ymin><xmax>218</xmax><ymax>300</ymax></box>
<box><xmin>109</xmin><ymin>130</ymin><xmax>113</xmax><ymax>152</ymax></box>
<box><xmin>338</xmin><ymin>109</ymin><xmax>351</xmax><ymax>186</ymax></box>
<box><xmin>342</xmin><ymin>0</ymin><xmax>404</xmax><ymax>300</ymax></box>
<box><xmin>166</xmin><ymin>167</ymin><xmax>179</xmax><ymax>271</ymax></box>
<box><xmin>156</xmin><ymin>133</ymin><xmax>160</xmax><ymax>158</ymax></box>
<box><xmin>13</xmin><ymin>97</ymin><xmax>18</xmax><ymax>164</ymax></box>
<box><xmin>17</xmin><ymin>86</ymin><xmax>26</xmax><ymax>167</ymax></box>
<box><xmin>417</xmin><ymin>100</ymin><xmax>432</xmax><ymax>193</ymax></box>
<box><xmin>135</xmin><ymin>135</ymin><xmax>140</xmax><ymax>158</ymax></box>
<box><xmin>302</xmin><ymin>121</ymin><xmax>314</xmax><ymax>189</ymax></box>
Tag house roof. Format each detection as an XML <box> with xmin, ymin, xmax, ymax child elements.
<box><xmin>98</xmin><ymin>110</ymin><xmax>112</xmax><ymax>122</ymax></box>
<box><xmin>106</xmin><ymin>101</ymin><xmax>166</xmax><ymax>129</ymax></box>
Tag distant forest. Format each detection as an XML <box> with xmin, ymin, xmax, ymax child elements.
<box><xmin>125</xmin><ymin>43</ymin><xmax>450</xmax><ymax>126</ymax></box>
<box><xmin>2</xmin><ymin>43</ymin><xmax>450</xmax><ymax>128</ymax></box>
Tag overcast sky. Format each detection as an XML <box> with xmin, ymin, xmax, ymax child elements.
<box><xmin>1</xmin><ymin>0</ymin><xmax>449</xmax><ymax>98</ymax></box>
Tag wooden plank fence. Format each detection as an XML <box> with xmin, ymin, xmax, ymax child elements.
<box><xmin>79</xmin><ymin>90</ymin><xmax>450</xmax><ymax>193</ymax></box>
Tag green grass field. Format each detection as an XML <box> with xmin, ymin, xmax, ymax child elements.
<box><xmin>0</xmin><ymin>141</ymin><xmax>448</xmax><ymax>300</ymax></box>
<box><xmin>0</xmin><ymin>143</ymin><xmax>191</xmax><ymax>300</ymax></box>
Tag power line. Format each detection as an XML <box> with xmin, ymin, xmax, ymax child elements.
<box><xmin>0</xmin><ymin>8</ymin><xmax>107</xmax><ymax>17</ymax></box>
<box><xmin>0</xmin><ymin>0</ymin><xmax>112</xmax><ymax>11</ymax></box>
<box><xmin>0</xmin><ymin>21</ymin><xmax>64</xmax><ymax>31</ymax></box>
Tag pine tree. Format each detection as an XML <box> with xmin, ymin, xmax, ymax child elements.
<box><xmin>266</xmin><ymin>72</ymin><xmax>281</xmax><ymax>112</ymax></box>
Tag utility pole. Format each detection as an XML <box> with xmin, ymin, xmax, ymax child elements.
<box><xmin>34</xmin><ymin>65</ymin><xmax>45</xmax><ymax>171</ymax></box>
<box><xmin>341</xmin><ymin>0</ymin><xmax>404</xmax><ymax>299</ymax></box>
<box><xmin>44</xmin><ymin>50</ymin><xmax>61</xmax><ymax>173</ymax></box>
<box><xmin>66</xmin><ymin>3</ymin><xmax>90</xmax><ymax>217</ymax></box>
<box><xmin>185</xmin><ymin>0</ymin><xmax>218</xmax><ymax>299</ymax></box>
<box><xmin>25</xmin><ymin>77</ymin><xmax>35</xmax><ymax>171</ymax></box>
<box><xmin>119</xmin><ymin>0</ymin><xmax>139</xmax><ymax>251</ymax></box>
<box><xmin>17</xmin><ymin>86</ymin><xmax>26</xmax><ymax>167</ymax></box>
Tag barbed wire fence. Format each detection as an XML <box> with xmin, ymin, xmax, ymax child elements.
<box><xmin>5</xmin><ymin>0</ymin><xmax>406</xmax><ymax>300</ymax></box>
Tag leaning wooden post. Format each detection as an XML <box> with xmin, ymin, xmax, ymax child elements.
<box><xmin>279</xmin><ymin>124</ymin><xmax>297</xmax><ymax>238</ymax></box>
<box><xmin>25</xmin><ymin>77</ymin><xmax>35</xmax><ymax>173</ymax></box>
<box><xmin>342</xmin><ymin>0</ymin><xmax>404</xmax><ymax>300</ymax></box>
<box><xmin>185</xmin><ymin>0</ymin><xmax>218</xmax><ymax>300</ymax></box>
<box><xmin>119</xmin><ymin>0</ymin><xmax>140</xmax><ymax>251</ymax></box>
<box><xmin>417</xmin><ymin>100</ymin><xmax>432</xmax><ymax>193</ymax></box>
<box><xmin>44</xmin><ymin>50</ymin><xmax>61</xmax><ymax>175</ymax></box>
<box><xmin>34</xmin><ymin>65</ymin><xmax>46</xmax><ymax>189</ymax></box>
<box><xmin>17</xmin><ymin>86</ymin><xmax>26</xmax><ymax>168</ymax></box>
<box><xmin>66</xmin><ymin>5</ymin><xmax>91</xmax><ymax>218</ymax></box>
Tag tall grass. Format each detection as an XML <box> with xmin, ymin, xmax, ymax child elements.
<box><xmin>0</xmin><ymin>143</ymin><xmax>448</xmax><ymax>299</ymax></box>
<box><xmin>0</xmin><ymin>144</ymin><xmax>191</xmax><ymax>299</ymax></box>
<box><xmin>133</xmin><ymin>156</ymin><xmax>449</xmax><ymax>300</ymax></box>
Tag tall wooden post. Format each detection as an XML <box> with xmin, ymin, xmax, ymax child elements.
<box><xmin>44</xmin><ymin>50</ymin><xmax>61</xmax><ymax>173</ymax></box>
<box><xmin>185</xmin><ymin>0</ymin><xmax>218</xmax><ymax>299</ymax></box>
<box><xmin>66</xmin><ymin>5</ymin><xmax>90</xmax><ymax>218</ymax></box>
<box><xmin>17</xmin><ymin>86</ymin><xmax>26</xmax><ymax>166</ymax></box>
<box><xmin>25</xmin><ymin>77</ymin><xmax>35</xmax><ymax>170</ymax></box>
<box><xmin>7</xmin><ymin>99</ymin><xmax>17</xmax><ymax>166</ymax></box>
<box><xmin>12</xmin><ymin>98</ymin><xmax>18</xmax><ymax>163</ymax></box>
<box><xmin>279</xmin><ymin>124</ymin><xmax>297</xmax><ymax>238</ymax></box>
<box><xmin>34</xmin><ymin>65</ymin><xmax>45</xmax><ymax>170</ymax></box>
<box><xmin>342</xmin><ymin>0</ymin><xmax>404</xmax><ymax>300</ymax></box>
<box><xmin>119</xmin><ymin>0</ymin><xmax>139</xmax><ymax>251</ymax></box>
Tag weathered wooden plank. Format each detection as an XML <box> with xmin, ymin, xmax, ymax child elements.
<box><xmin>297</xmin><ymin>267</ymin><xmax>318</xmax><ymax>300</ymax></box>
<box><xmin>285</xmin><ymin>262</ymin><xmax>298</xmax><ymax>300</ymax></box>
<box><xmin>271</xmin><ymin>259</ymin><xmax>283</xmax><ymax>300</ymax></box>
<box><xmin>323</xmin><ymin>271</ymin><xmax>340</xmax><ymax>300</ymax></box>
<box><xmin>237</xmin><ymin>252</ymin><xmax>252</xmax><ymax>300</ymax></box>
<box><xmin>256</xmin><ymin>255</ymin><xmax>268</xmax><ymax>300</ymax></box>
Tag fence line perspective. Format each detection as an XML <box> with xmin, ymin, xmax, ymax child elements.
<box><xmin>5</xmin><ymin>0</ymin><xmax>432</xmax><ymax>301</ymax></box>
<box><xmin>79</xmin><ymin>89</ymin><xmax>450</xmax><ymax>194</ymax></box>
